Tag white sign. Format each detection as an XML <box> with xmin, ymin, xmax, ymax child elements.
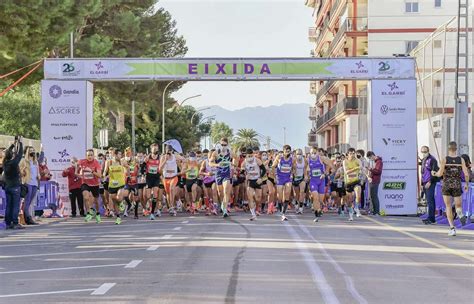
<box><xmin>378</xmin><ymin>170</ymin><xmax>418</xmax><ymax>215</ymax></box>
<box><xmin>43</xmin><ymin>58</ymin><xmax>415</xmax><ymax>81</ymax></box>
<box><xmin>41</xmin><ymin>80</ymin><xmax>93</xmax><ymax>171</ymax></box>
<box><xmin>371</xmin><ymin>79</ymin><xmax>417</xmax><ymax>170</ymax></box>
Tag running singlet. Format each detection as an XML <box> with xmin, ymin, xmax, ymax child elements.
<box><xmin>146</xmin><ymin>157</ymin><xmax>160</xmax><ymax>175</ymax></box>
<box><xmin>203</xmin><ymin>160</ymin><xmax>217</xmax><ymax>184</ymax></box>
<box><xmin>109</xmin><ymin>162</ymin><xmax>126</xmax><ymax>188</ymax></box>
<box><xmin>294</xmin><ymin>159</ymin><xmax>305</xmax><ymax>181</ymax></box>
<box><xmin>309</xmin><ymin>156</ymin><xmax>325</xmax><ymax>180</ymax></box>
<box><xmin>128</xmin><ymin>162</ymin><xmax>139</xmax><ymax>185</ymax></box>
<box><xmin>216</xmin><ymin>153</ymin><xmax>232</xmax><ymax>178</ymax></box>
<box><xmin>245</xmin><ymin>160</ymin><xmax>260</xmax><ymax>180</ymax></box>
<box><xmin>186</xmin><ymin>164</ymin><xmax>199</xmax><ymax>180</ymax></box>
<box><xmin>163</xmin><ymin>155</ymin><xmax>178</xmax><ymax>178</ymax></box>
<box><xmin>79</xmin><ymin>159</ymin><xmax>101</xmax><ymax>187</ymax></box>
<box><xmin>277</xmin><ymin>157</ymin><xmax>293</xmax><ymax>178</ymax></box>
<box><xmin>344</xmin><ymin>159</ymin><xmax>360</xmax><ymax>184</ymax></box>
<box><xmin>443</xmin><ymin>156</ymin><xmax>462</xmax><ymax>186</ymax></box>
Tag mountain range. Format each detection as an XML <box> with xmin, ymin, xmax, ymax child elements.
<box><xmin>204</xmin><ymin>103</ymin><xmax>312</xmax><ymax>150</ymax></box>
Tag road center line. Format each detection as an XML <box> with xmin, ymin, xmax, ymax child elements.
<box><xmin>0</xmin><ymin>263</ymin><xmax>128</xmax><ymax>274</ymax></box>
<box><xmin>284</xmin><ymin>222</ymin><xmax>340</xmax><ymax>304</ymax></box>
<box><xmin>147</xmin><ymin>245</ymin><xmax>160</xmax><ymax>251</ymax></box>
<box><xmin>91</xmin><ymin>283</ymin><xmax>116</xmax><ymax>295</ymax></box>
<box><xmin>173</xmin><ymin>227</ymin><xmax>182</xmax><ymax>231</ymax></box>
<box><xmin>364</xmin><ymin>216</ymin><xmax>474</xmax><ymax>262</ymax></box>
<box><xmin>124</xmin><ymin>260</ymin><xmax>142</xmax><ymax>268</ymax></box>
<box><xmin>0</xmin><ymin>288</ymin><xmax>95</xmax><ymax>298</ymax></box>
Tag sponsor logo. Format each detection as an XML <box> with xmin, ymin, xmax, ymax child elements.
<box><xmin>382</xmin><ymin>174</ymin><xmax>408</xmax><ymax>180</ymax></box>
<box><xmin>380</xmin><ymin>104</ymin><xmax>406</xmax><ymax>115</ymax></box>
<box><xmin>383</xmin><ymin>182</ymin><xmax>406</xmax><ymax>190</ymax></box>
<box><xmin>382</xmin><ymin>138</ymin><xmax>407</xmax><ymax>146</ymax></box>
<box><xmin>385</xmin><ymin>204</ymin><xmax>404</xmax><ymax>209</ymax></box>
<box><xmin>382</xmin><ymin>123</ymin><xmax>405</xmax><ymax>129</ymax></box>
<box><xmin>61</xmin><ymin>63</ymin><xmax>81</xmax><ymax>76</ymax></box>
<box><xmin>49</xmin><ymin>85</ymin><xmax>62</xmax><ymax>99</ymax></box>
<box><xmin>384</xmin><ymin>193</ymin><xmax>404</xmax><ymax>201</ymax></box>
<box><xmin>350</xmin><ymin>61</ymin><xmax>369</xmax><ymax>74</ymax></box>
<box><xmin>90</xmin><ymin>61</ymin><xmax>109</xmax><ymax>75</ymax></box>
<box><xmin>48</xmin><ymin>106</ymin><xmax>80</xmax><ymax>115</ymax></box>
<box><xmin>381</xmin><ymin>81</ymin><xmax>406</xmax><ymax>96</ymax></box>
<box><xmin>53</xmin><ymin>135</ymin><xmax>73</xmax><ymax>141</ymax></box>
<box><xmin>378</xmin><ymin>61</ymin><xmax>394</xmax><ymax>74</ymax></box>
<box><xmin>52</xmin><ymin>149</ymin><xmax>71</xmax><ymax>164</ymax></box>
<box><xmin>50</xmin><ymin>123</ymin><xmax>78</xmax><ymax>127</ymax></box>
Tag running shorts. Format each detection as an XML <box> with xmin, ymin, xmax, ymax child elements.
<box><xmin>81</xmin><ymin>184</ymin><xmax>100</xmax><ymax>198</ymax></box>
<box><xmin>146</xmin><ymin>174</ymin><xmax>161</xmax><ymax>188</ymax></box>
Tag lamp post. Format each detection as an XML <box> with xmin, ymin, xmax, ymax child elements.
<box><xmin>167</xmin><ymin>94</ymin><xmax>202</xmax><ymax>113</ymax></box>
<box><xmin>190</xmin><ymin>107</ymin><xmax>211</xmax><ymax>124</ymax></box>
<box><xmin>162</xmin><ymin>81</ymin><xmax>175</xmax><ymax>153</ymax></box>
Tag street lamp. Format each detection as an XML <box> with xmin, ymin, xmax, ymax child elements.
<box><xmin>167</xmin><ymin>94</ymin><xmax>202</xmax><ymax>113</ymax></box>
<box><xmin>190</xmin><ymin>107</ymin><xmax>211</xmax><ymax>124</ymax></box>
<box><xmin>199</xmin><ymin>115</ymin><xmax>216</xmax><ymax>124</ymax></box>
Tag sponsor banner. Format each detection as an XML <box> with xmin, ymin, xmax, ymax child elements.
<box><xmin>44</xmin><ymin>58</ymin><xmax>415</xmax><ymax>81</ymax></box>
<box><xmin>371</xmin><ymin>79</ymin><xmax>417</xmax><ymax>170</ymax></box>
<box><xmin>378</xmin><ymin>170</ymin><xmax>417</xmax><ymax>215</ymax></box>
<box><xmin>41</xmin><ymin>80</ymin><xmax>93</xmax><ymax>171</ymax></box>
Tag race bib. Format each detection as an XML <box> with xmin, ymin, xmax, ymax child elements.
<box><xmin>337</xmin><ymin>180</ymin><xmax>343</xmax><ymax>188</ymax></box>
<box><xmin>111</xmin><ymin>180</ymin><xmax>119</xmax><ymax>187</ymax></box>
<box><xmin>281</xmin><ymin>166</ymin><xmax>291</xmax><ymax>173</ymax></box>
<box><xmin>311</xmin><ymin>169</ymin><xmax>322</xmax><ymax>177</ymax></box>
<box><xmin>84</xmin><ymin>171</ymin><xmax>94</xmax><ymax>179</ymax></box>
<box><xmin>149</xmin><ymin>166</ymin><xmax>158</xmax><ymax>174</ymax></box>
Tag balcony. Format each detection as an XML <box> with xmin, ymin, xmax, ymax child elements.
<box><xmin>308</xmin><ymin>132</ymin><xmax>318</xmax><ymax>147</ymax></box>
<box><xmin>309</xmin><ymin>106</ymin><xmax>318</xmax><ymax>120</ymax></box>
<box><xmin>327</xmin><ymin>17</ymin><xmax>368</xmax><ymax>56</ymax></box>
<box><xmin>330</xmin><ymin>0</ymin><xmax>346</xmax><ymax>20</ymax></box>
<box><xmin>316</xmin><ymin>80</ymin><xmax>336</xmax><ymax>101</ymax></box>
<box><xmin>308</xmin><ymin>27</ymin><xmax>318</xmax><ymax>42</ymax></box>
<box><xmin>315</xmin><ymin>96</ymin><xmax>359</xmax><ymax>131</ymax></box>
<box><xmin>309</xmin><ymin>81</ymin><xmax>317</xmax><ymax>95</ymax></box>
<box><xmin>305</xmin><ymin>0</ymin><xmax>317</xmax><ymax>8</ymax></box>
<box><xmin>314</xmin><ymin>16</ymin><xmax>332</xmax><ymax>48</ymax></box>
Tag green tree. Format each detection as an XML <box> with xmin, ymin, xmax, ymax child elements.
<box><xmin>233</xmin><ymin>129</ymin><xmax>260</xmax><ymax>151</ymax></box>
<box><xmin>211</xmin><ymin>122</ymin><xmax>233</xmax><ymax>145</ymax></box>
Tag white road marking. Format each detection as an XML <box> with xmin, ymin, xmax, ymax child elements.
<box><xmin>0</xmin><ymin>263</ymin><xmax>127</xmax><ymax>274</ymax></box>
<box><xmin>173</xmin><ymin>227</ymin><xmax>182</xmax><ymax>231</ymax></box>
<box><xmin>124</xmin><ymin>260</ymin><xmax>142</xmax><ymax>268</ymax></box>
<box><xmin>182</xmin><ymin>220</ymin><xmax>189</xmax><ymax>224</ymax></box>
<box><xmin>162</xmin><ymin>234</ymin><xmax>173</xmax><ymax>239</ymax></box>
<box><xmin>0</xmin><ymin>247</ymin><xmax>144</xmax><ymax>259</ymax></box>
<box><xmin>91</xmin><ymin>283</ymin><xmax>116</xmax><ymax>295</ymax></box>
<box><xmin>284</xmin><ymin>222</ymin><xmax>340</xmax><ymax>304</ymax></box>
<box><xmin>147</xmin><ymin>245</ymin><xmax>160</xmax><ymax>251</ymax></box>
<box><xmin>0</xmin><ymin>288</ymin><xmax>95</xmax><ymax>298</ymax></box>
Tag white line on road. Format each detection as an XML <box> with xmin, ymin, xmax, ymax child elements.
<box><xmin>0</xmin><ymin>247</ymin><xmax>144</xmax><ymax>259</ymax></box>
<box><xmin>173</xmin><ymin>227</ymin><xmax>182</xmax><ymax>231</ymax></box>
<box><xmin>0</xmin><ymin>263</ymin><xmax>128</xmax><ymax>274</ymax></box>
<box><xmin>91</xmin><ymin>283</ymin><xmax>116</xmax><ymax>295</ymax></box>
<box><xmin>182</xmin><ymin>220</ymin><xmax>189</xmax><ymax>224</ymax></box>
<box><xmin>162</xmin><ymin>234</ymin><xmax>173</xmax><ymax>239</ymax></box>
<box><xmin>284</xmin><ymin>222</ymin><xmax>340</xmax><ymax>304</ymax></box>
<box><xmin>124</xmin><ymin>260</ymin><xmax>142</xmax><ymax>268</ymax></box>
<box><xmin>0</xmin><ymin>288</ymin><xmax>95</xmax><ymax>298</ymax></box>
<box><xmin>147</xmin><ymin>245</ymin><xmax>160</xmax><ymax>251</ymax></box>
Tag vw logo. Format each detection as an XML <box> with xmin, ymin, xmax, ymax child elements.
<box><xmin>380</xmin><ymin>105</ymin><xmax>389</xmax><ymax>115</ymax></box>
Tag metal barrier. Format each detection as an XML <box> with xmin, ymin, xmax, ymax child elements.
<box><xmin>35</xmin><ymin>181</ymin><xmax>61</xmax><ymax>217</ymax></box>
<box><xmin>0</xmin><ymin>187</ymin><xmax>6</xmax><ymax>217</ymax></box>
<box><xmin>433</xmin><ymin>182</ymin><xmax>473</xmax><ymax>229</ymax></box>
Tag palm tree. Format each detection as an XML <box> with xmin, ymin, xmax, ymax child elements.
<box><xmin>233</xmin><ymin>128</ymin><xmax>260</xmax><ymax>151</ymax></box>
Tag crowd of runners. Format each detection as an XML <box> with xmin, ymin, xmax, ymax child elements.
<box><xmin>71</xmin><ymin>137</ymin><xmax>386</xmax><ymax>226</ymax></box>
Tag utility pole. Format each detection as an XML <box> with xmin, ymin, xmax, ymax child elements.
<box><xmin>454</xmin><ymin>0</ymin><xmax>469</xmax><ymax>155</ymax></box>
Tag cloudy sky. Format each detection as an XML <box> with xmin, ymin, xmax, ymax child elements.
<box><xmin>158</xmin><ymin>0</ymin><xmax>315</xmax><ymax>110</ymax></box>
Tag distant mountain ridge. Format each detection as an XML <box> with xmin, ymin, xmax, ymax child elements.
<box><xmin>205</xmin><ymin>103</ymin><xmax>311</xmax><ymax>149</ymax></box>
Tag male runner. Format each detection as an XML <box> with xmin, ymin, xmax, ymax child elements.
<box><xmin>293</xmin><ymin>149</ymin><xmax>307</xmax><ymax>215</ymax></box>
<box><xmin>104</xmin><ymin>149</ymin><xmax>127</xmax><ymax>224</ymax></box>
<box><xmin>145</xmin><ymin>143</ymin><xmax>162</xmax><ymax>220</ymax></box>
<box><xmin>79</xmin><ymin>149</ymin><xmax>102</xmax><ymax>223</ymax></box>
<box><xmin>182</xmin><ymin>151</ymin><xmax>200</xmax><ymax>214</ymax></box>
<box><xmin>343</xmin><ymin>148</ymin><xmax>363</xmax><ymax>221</ymax></box>
<box><xmin>272</xmin><ymin>145</ymin><xmax>294</xmax><ymax>221</ymax></box>
<box><xmin>241</xmin><ymin>148</ymin><xmax>266</xmax><ymax>221</ymax></box>
<box><xmin>160</xmin><ymin>145</ymin><xmax>182</xmax><ymax>216</ymax></box>
<box><xmin>307</xmin><ymin>148</ymin><xmax>333</xmax><ymax>222</ymax></box>
<box><xmin>200</xmin><ymin>149</ymin><xmax>219</xmax><ymax>215</ymax></box>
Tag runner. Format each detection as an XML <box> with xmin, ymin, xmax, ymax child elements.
<box><xmin>210</xmin><ymin>137</ymin><xmax>237</xmax><ymax>218</ymax></box>
<box><xmin>293</xmin><ymin>149</ymin><xmax>307</xmax><ymax>215</ymax></box>
<box><xmin>307</xmin><ymin>148</ymin><xmax>333</xmax><ymax>222</ymax></box>
<box><xmin>79</xmin><ymin>149</ymin><xmax>102</xmax><ymax>223</ymax></box>
<box><xmin>329</xmin><ymin>156</ymin><xmax>346</xmax><ymax>216</ymax></box>
<box><xmin>182</xmin><ymin>151</ymin><xmax>200</xmax><ymax>214</ymax></box>
<box><xmin>241</xmin><ymin>148</ymin><xmax>266</xmax><ymax>221</ymax></box>
<box><xmin>342</xmin><ymin>148</ymin><xmax>363</xmax><ymax>221</ymax></box>
<box><xmin>145</xmin><ymin>143</ymin><xmax>162</xmax><ymax>220</ymax></box>
<box><xmin>200</xmin><ymin>149</ymin><xmax>219</xmax><ymax>215</ymax></box>
<box><xmin>432</xmin><ymin>141</ymin><xmax>470</xmax><ymax>236</ymax></box>
<box><xmin>103</xmin><ymin>149</ymin><xmax>127</xmax><ymax>225</ymax></box>
<box><xmin>160</xmin><ymin>145</ymin><xmax>183</xmax><ymax>217</ymax></box>
<box><xmin>122</xmin><ymin>152</ymin><xmax>140</xmax><ymax>219</ymax></box>
<box><xmin>265</xmin><ymin>150</ymin><xmax>277</xmax><ymax>214</ymax></box>
<box><xmin>272</xmin><ymin>145</ymin><xmax>294</xmax><ymax>221</ymax></box>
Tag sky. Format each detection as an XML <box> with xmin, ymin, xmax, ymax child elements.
<box><xmin>157</xmin><ymin>0</ymin><xmax>315</xmax><ymax>110</ymax></box>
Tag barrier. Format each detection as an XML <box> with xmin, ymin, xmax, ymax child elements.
<box><xmin>35</xmin><ymin>181</ymin><xmax>62</xmax><ymax>218</ymax></box>
<box><xmin>0</xmin><ymin>187</ymin><xmax>6</xmax><ymax>217</ymax></box>
<box><xmin>433</xmin><ymin>182</ymin><xmax>474</xmax><ymax>229</ymax></box>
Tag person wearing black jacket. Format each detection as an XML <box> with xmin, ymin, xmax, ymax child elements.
<box><xmin>3</xmin><ymin>138</ymin><xmax>24</xmax><ymax>229</ymax></box>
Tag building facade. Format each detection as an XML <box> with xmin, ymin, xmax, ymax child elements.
<box><xmin>306</xmin><ymin>0</ymin><xmax>461</xmax><ymax>153</ymax></box>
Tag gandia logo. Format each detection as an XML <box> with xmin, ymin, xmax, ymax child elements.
<box><xmin>49</xmin><ymin>85</ymin><xmax>62</xmax><ymax>99</ymax></box>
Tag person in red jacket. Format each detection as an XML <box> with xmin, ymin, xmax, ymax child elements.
<box><xmin>62</xmin><ymin>157</ymin><xmax>84</xmax><ymax>217</ymax></box>
<box><xmin>367</xmin><ymin>151</ymin><xmax>383</xmax><ymax>216</ymax></box>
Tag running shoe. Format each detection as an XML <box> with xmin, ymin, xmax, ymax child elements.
<box><xmin>84</xmin><ymin>214</ymin><xmax>92</xmax><ymax>222</ymax></box>
<box><xmin>149</xmin><ymin>214</ymin><xmax>156</xmax><ymax>221</ymax></box>
<box><xmin>313</xmin><ymin>218</ymin><xmax>319</xmax><ymax>223</ymax></box>
<box><xmin>134</xmin><ymin>215</ymin><xmax>139</xmax><ymax>220</ymax></box>
<box><xmin>115</xmin><ymin>217</ymin><xmax>122</xmax><ymax>225</ymax></box>
<box><xmin>95</xmin><ymin>214</ymin><xmax>101</xmax><ymax>224</ymax></box>
<box><xmin>281</xmin><ymin>215</ymin><xmax>288</xmax><ymax>221</ymax></box>
<box><xmin>348</xmin><ymin>215</ymin><xmax>354</xmax><ymax>222</ymax></box>
<box><xmin>460</xmin><ymin>215</ymin><xmax>467</xmax><ymax>226</ymax></box>
<box><xmin>256</xmin><ymin>211</ymin><xmax>261</xmax><ymax>216</ymax></box>
<box><xmin>249</xmin><ymin>215</ymin><xmax>257</xmax><ymax>221</ymax></box>
<box><xmin>223</xmin><ymin>212</ymin><xmax>229</xmax><ymax>218</ymax></box>
<box><xmin>123</xmin><ymin>210</ymin><xmax>129</xmax><ymax>218</ymax></box>
<box><xmin>119</xmin><ymin>202</ymin><xmax>125</xmax><ymax>212</ymax></box>
<box><xmin>156</xmin><ymin>209</ymin><xmax>161</xmax><ymax>217</ymax></box>
<box><xmin>448</xmin><ymin>227</ymin><xmax>456</xmax><ymax>236</ymax></box>
<box><xmin>355</xmin><ymin>208</ymin><xmax>361</xmax><ymax>218</ymax></box>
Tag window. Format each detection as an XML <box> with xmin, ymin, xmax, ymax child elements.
<box><xmin>433</xmin><ymin>40</ymin><xmax>442</xmax><ymax>48</ymax></box>
<box><xmin>434</xmin><ymin>80</ymin><xmax>441</xmax><ymax>88</ymax></box>
<box><xmin>435</xmin><ymin>0</ymin><xmax>442</xmax><ymax>8</ymax></box>
<box><xmin>405</xmin><ymin>41</ymin><xmax>419</xmax><ymax>53</ymax></box>
<box><xmin>405</xmin><ymin>2</ymin><xmax>419</xmax><ymax>13</ymax></box>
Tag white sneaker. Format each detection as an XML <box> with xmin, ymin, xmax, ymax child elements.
<box><xmin>300</xmin><ymin>207</ymin><xmax>304</xmax><ymax>214</ymax></box>
<box><xmin>149</xmin><ymin>214</ymin><xmax>156</xmax><ymax>221</ymax></box>
<box><xmin>123</xmin><ymin>210</ymin><xmax>129</xmax><ymax>217</ymax></box>
<box><xmin>313</xmin><ymin>218</ymin><xmax>319</xmax><ymax>223</ymax></box>
<box><xmin>155</xmin><ymin>210</ymin><xmax>161</xmax><ymax>217</ymax></box>
<box><xmin>349</xmin><ymin>215</ymin><xmax>354</xmax><ymax>222</ymax></box>
<box><xmin>281</xmin><ymin>215</ymin><xmax>288</xmax><ymax>221</ymax></box>
<box><xmin>448</xmin><ymin>228</ymin><xmax>456</xmax><ymax>236</ymax></box>
<box><xmin>249</xmin><ymin>215</ymin><xmax>257</xmax><ymax>221</ymax></box>
<box><xmin>355</xmin><ymin>208</ymin><xmax>361</xmax><ymax>217</ymax></box>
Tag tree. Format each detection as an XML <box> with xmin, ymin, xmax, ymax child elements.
<box><xmin>211</xmin><ymin>122</ymin><xmax>233</xmax><ymax>145</ymax></box>
<box><xmin>233</xmin><ymin>129</ymin><xmax>260</xmax><ymax>151</ymax></box>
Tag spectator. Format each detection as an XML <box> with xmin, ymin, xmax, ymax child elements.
<box><xmin>460</xmin><ymin>154</ymin><xmax>472</xmax><ymax>182</ymax></box>
<box><xmin>420</xmin><ymin>146</ymin><xmax>439</xmax><ymax>225</ymax></box>
<box><xmin>39</xmin><ymin>157</ymin><xmax>52</xmax><ymax>181</ymax></box>
<box><xmin>3</xmin><ymin>138</ymin><xmax>24</xmax><ymax>229</ymax></box>
<box><xmin>19</xmin><ymin>146</ymin><xmax>40</xmax><ymax>225</ymax></box>
<box><xmin>367</xmin><ymin>151</ymin><xmax>383</xmax><ymax>216</ymax></box>
<box><xmin>62</xmin><ymin>157</ymin><xmax>84</xmax><ymax>217</ymax></box>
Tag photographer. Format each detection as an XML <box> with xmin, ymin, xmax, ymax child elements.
<box><xmin>3</xmin><ymin>136</ymin><xmax>24</xmax><ymax>229</ymax></box>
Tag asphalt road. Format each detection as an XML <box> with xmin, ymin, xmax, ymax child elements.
<box><xmin>0</xmin><ymin>211</ymin><xmax>473</xmax><ymax>304</ymax></box>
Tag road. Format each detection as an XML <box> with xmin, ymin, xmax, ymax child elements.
<box><xmin>0</xmin><ymin>212</ymin><xmax>473</xmax><ymax>304</ymax></box>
